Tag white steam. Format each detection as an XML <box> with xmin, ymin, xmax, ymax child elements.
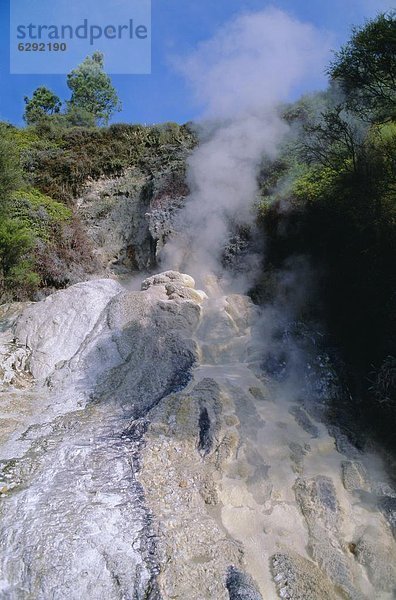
<box><xmin>162</xmin><ymin>8</ymin><xmax>331</xmax><ymax>288</ymax></box>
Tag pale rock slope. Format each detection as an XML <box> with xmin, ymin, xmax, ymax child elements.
<box><xmin>0</xmin><ymin>272</ymin><xmax>395</xmax><ymax>599</ymax></box>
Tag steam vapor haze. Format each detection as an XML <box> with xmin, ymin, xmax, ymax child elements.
<box><xmin>162</xmin><ymin>8</ymin><xmax>331</xmax><ymax>288</ymax></box>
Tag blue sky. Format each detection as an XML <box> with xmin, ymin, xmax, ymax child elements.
<box><xmin>0</xmin><ymin>0</ymin><xmax>392</xmax><ymax>126</ymax></box>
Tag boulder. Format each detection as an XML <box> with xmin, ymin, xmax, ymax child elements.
<box><xmin>14</xmin><ymin>279</ymin><xmax>123</xmax><ymax>380</ymax></box>
<box><xmin>226</xmin><ymin>566</ymin><xmax>263</xmax><ymax>600</ymax></box>
<box><xmin>341</xmin><ymin>461</ymin><xmax>370</xmax><ymax>493</ymax></box>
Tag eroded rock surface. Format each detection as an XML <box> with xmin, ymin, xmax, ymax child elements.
<box><xmin>139</xmin><ymin>377</ymin><xmax>242</xmax><ymax>599</ymax></box>
<box><xmin>15</xmin><ymin>279</ymin><xmax>123</xmax><ymax>380</ymax></box>
<box><xmin>77</xmin><ymin>155</ymin><xmax>191</xmax><ymax>274</ymax></box>
<box><xmin>226</xmin><ymin>566</ymin><xmax>263</xmax><ymax>600</ymax></box>
<box><xmin>354</xmin><ymin>527</ymin><xmax>396</xmax><ymax>592</ymax></box>
<box><xmin>294</xmin><ymin>476</ymin><xmax>364</xmax><ymax>599</ymax></box>
<box><xmin>0</xmin><ymin>272</ymin><xmax>202</xmax><ymax>598</ymax></box>
<box><xmin>1</xmin><ymin>271</ymin><xmax>396</xmax><ymax>600</ymax></box>
<box><xmin>271</xmin><ymin>552</ymin><xmax>336</xmax><ymax>600</ymax></box>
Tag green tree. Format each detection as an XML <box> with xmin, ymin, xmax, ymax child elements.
<box><xmin>301</xmin><ymin>106</ymin><xmax>367</xmax><ymax>173</ymax></box>
<box><xmin>63</xmin><ymin>105</ymin><xmax>96</xmax><ymax>128</ymax></box>
<box><xmin>66</xmin><ymin>52</ymin><xmax>121</xmax><ymax>126</ymax></box>
<box><xmin>23</xmin><ymin>86</ymin><xmax>62</xmax><ymax>125</ymax></box>
<box><xmin>329</xmin><ymin>12</ymin><xmax>396</xmax><ymax>121</ymax></box>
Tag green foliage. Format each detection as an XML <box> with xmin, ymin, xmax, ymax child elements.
<box><xmin>0</xmin><ymin>127</ymin><xmax>41</xmax><ymax>298</ymax></box>
<box><xmin>329</xmin><ymin>12</ymin><xmax>396</xmax><ymax>121</ymax></box>
<box><xmin>301</xmin><ymin>106</ymin><xmax>367</xmax><ymax>173</ymax></box>
<box><xmin>11</xmin><ymin>188</ymin><xmax>72</xmax><ymax>240</ymax></box>
<box><xmin>24</xmin><ymin>86</ymin><xmax>62</xmax><ymax>125</ymax></box>
<box><xmin>368</xmin><ymin>122</ymin><xmax>396</xmax><ymax>176</ymax></box>
<box><xmin>0</xmin><ymin>123</ymin><xmax>40</xmax><ymax>152</ymax></box>
<box><xmin>0</xmin><ymin>133</ymin><xmax>22</xmax><ymax>210</ymax></box>
<box><xmin>291</xmin><ymin>165</ymin><xmax>340</xmax><ymax>202</ymax></box>
<box><xmin>4</xmin><ymin>260</ymin><xmax>41</xmax><ymax>298</ymax></box>
<box><xmin>32</xmin><ymin>107</ymin><xmax>97</xmax><ymax>131</ymax></box>
<box><xmin>0</xmin><ymin>218</ymin><xmax>38</xmax><ymax>294</ymax></box>
<box><xmin>67</xmin><ymin>52</ymin><xmax>121</xmax><ymax>125</ymax></box>
<box><xmin>61</xmin><ymin>105</ymin><xmax>96</xmax><ymax>128</ymax></box>
<box><xmin>24</xmin><ymin>122</ymin><xmax>196</xmax><ymax>203</ymax></box>
<box><xmin>0</xmin><ymin>187</ymin><xmax>75</xmax><ymax>298</ymax></box>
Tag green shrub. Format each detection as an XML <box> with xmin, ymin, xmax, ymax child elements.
<box><xmin>0</xmin><ymin>133</ymin><xmax>22</xmax><ymax>210</ymax></box>
<box><xmin>11</xmin><ymin>188</ymin><xmax>71</xmax><ymax>240</ymax></box>
<box><xmin>23</xmin><ymin>123</ymin><xmax>196</xmax><ymax>203</ymax></box>
<box><xmin>0</xmin><ymin>218</ymin><xmax>39</xmax><ymax>299</ymax></box>
<box><xmin>291</xmin><ymin>165</ymin><xmax>342</xmax><ymax>203</ymax></box>
<box><xmin>5</xmin><ymin>260</ymin><xmax>41</xmax><ymax>299</ymax></box>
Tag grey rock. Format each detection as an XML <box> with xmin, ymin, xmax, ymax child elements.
<box><xmin>246</xmin><ymin>468</ymin><xmax>273</xmax><ymax>505</ymax></box>
<box><xmin>195</xmin><ymin>378</ymin><xmax>222</xmax><ymax>456</ymax></box>
<box><xmin>139</xmin><ymin>378</ymin><xmax>242</xmax><ymax>600</ymax></box>
<box><xmin>289</xmin><ymin>406</ymin><xmax>319</xmax><ymax>438</ymax></box>
<box><xmin>341</xmin><ymin>461</ymin><xmax>370</xmax><ymax>492</ymax></box>
<box><xmin>329</xmin><ymin>426</ymin><xmax>361</xmax><ymax>459</ymax></box>
<box><xmin>198</xmin><ymin>406</ymin><xmax>212</xmax><ymax>455</ymax></box>
<box><xmin>271</xmin><ymin>552</ymin><xmax>336</xmax><ymax>600</ymax></box>
<box><xmin>0</xmin><ymin>302</ymin><xmax>34</xmax><ymax>389</ymax></box>
<box><xmin>354</xmin><ymin>527</ymin><xmax>396</xmax><ymax>592</ymax></box>
<box><xmin>2</xmin><ymin>269</ymin><xmax>394</xmax><ymax>600</ymax></box>
<box><xmin>379</xmin><ymin>496</ymin><xmax>396</xmax><ymax>537</ymax></box>
<box><xmin>289</xmin><ymin>442</ymin><xmax>311</xmax><ymax>474</ymax></box>
<box><xmin>372</xmin><ymin>481</ymin><xmax>396</xmax><ymax>497</ymax></box>
<box><xmin>45</xmin><ymin>274</ymin><xmax>202</xmax><ymax>416</ymax></box>
<box><xmin>14</xmin><ymin>279</ymin><xmax>123</xmax><ymax>380</ymax></box>
<box><xmin>141</xmin><ymin>270</ymin><xmax>195</xmax><ymax>290</ymax></box>
<box><xmin>0</xmin><ymin>408</ymin><xmax>161</xmax><ymax>600</ymax></box>
<box><xmin>294</xmin><ymin>476</ymin><xmax>366</xmax><ymax>599</ymax></box>
<box><xmin>147</xmin><ymin>167</ymin><xmax>190</xmax><ymax>261</ymax></box>
<box><xmin>226</xmin><ymin>566</ymin><xmax>263</xmax><ymax>600</ymax></box>
<box><xmin>77</xmin><ymin>170</ymin><xmax>156</xmax><ymax>272</ymax></box>
<box><xmin>225</xmin><ymin>294</ymin><xmax>259</xmax><ymax>331</ymax></box>
<box><xmin>77</xmin><ymin>153</ymin><xmax>192</xmax><ymax>275</ymax></box>
<box><xmin>0</xmin><ymin>272</ymin><xmax>207</xmax><ymax>599</ymax></box>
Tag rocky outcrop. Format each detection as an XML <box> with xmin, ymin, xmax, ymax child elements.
<box><xmin>341</xmin><ymin>460</ymin><xmax>370</xmax><ymax>492</ymax></box>
<box><xmin>0</xmin><ymin>302</ymin><xmax>33</xmax><ymax>389</ymax></box>
<box><xmin>139</xmin><ymin>377</ymin><xmax>243</xmax><ymax>599</ymax></box>
<box><xmin>77</xmin><ymin>170</ymin><xmax>156</xmax><ymax>272</ymax></box>
<box><xmin>77</xmin><ymin>154</ymin><xmax>191</xmax><ymax>274</ymax></box>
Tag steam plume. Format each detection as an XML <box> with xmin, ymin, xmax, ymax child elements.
<box><xmin>162</xmin><ymin>8</ymin><xmax>330</xmax><ymax>288</ymax></box>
